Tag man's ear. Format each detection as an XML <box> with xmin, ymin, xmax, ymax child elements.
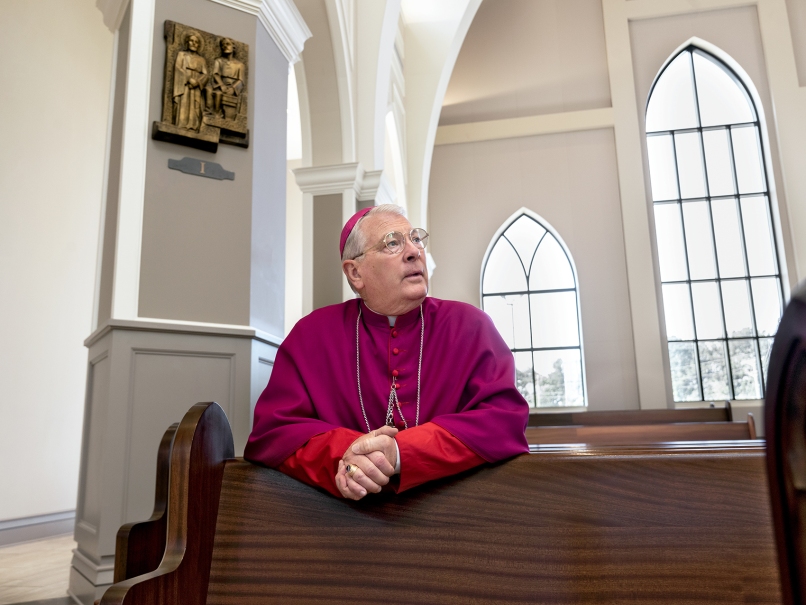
<box><xmin>342</xmin><ymin>259</ymin><xmax>364</xmax><ymax>292</ymax></box>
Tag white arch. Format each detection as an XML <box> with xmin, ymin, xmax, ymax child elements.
<box><xmin>384</xmin><ymin>110</ymin><xmax>406</xmax><ymax>208</ymax></box>
<box><xmin>325</xmin><ymin>0</ymin><xmax>356</xmax><ymax>162</ymax></box>
<box><xmin>292</xmin><ymin>59</ymin><xmax>312</xmax><ymax>167</ymax></box>
<box><xmin>359</xmin><ymin>0</ymin><xmax>401</xmax><ymax>171</ymax></box>
<box><xmin>404</xmin><ymin>0</ymin><xmax>482</xmax><ymax>230</ymax></box>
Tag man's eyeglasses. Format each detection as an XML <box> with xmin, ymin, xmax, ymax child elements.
<box><xmin>355</xmin><ymin>228</ymin><xmax>429</xmax><ymax>258</ymax></box>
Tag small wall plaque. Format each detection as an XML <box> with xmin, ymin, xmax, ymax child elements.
<box><xmin>168</xmin><ymin>157</ymin><xmax>235</xmax><ymax>180</ymax></box>
<box><xmin>153</xmin><ymin>21</ymin><xmax>249</xmax><ymax>153</ymax></box>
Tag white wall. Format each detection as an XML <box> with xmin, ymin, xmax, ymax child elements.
<box><xmin>286</xmin><ymin>64</ymin><xmax>304</xmax><ymax>334</ymax></box>
<box><xmin>428</xmin><ymin>0</ymin><xmax>806</xmax><ymax>415</ymax></box>
<box><xmin>440</xmin><ymin>0</ymin><xmax>611</xmax><ymax>125</ymax></box>
<box><xmin>429</xmin><ymin>129</ymin><xmax>641</xmax><ymax>411</ymax></box>
<box><xmin>285</xmin><ymin>159</ymin><xmax>304</xmax><ymax>334</ymax></box>
<box><xmin>0</xmin><ymin>0</ymin><xmax>112</xmax><ymax>521</ymax></box>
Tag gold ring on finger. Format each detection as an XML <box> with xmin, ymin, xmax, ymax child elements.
<box><xmin>345</xmin><ymin>463</ymin><xmax>359</xmax><ymax>478</ymax></box>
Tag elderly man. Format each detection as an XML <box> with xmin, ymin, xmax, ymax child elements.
<box><xmin>244</xmin><ymin>204</ymin><xmax>528</xmax><ymax>500</ymax></box>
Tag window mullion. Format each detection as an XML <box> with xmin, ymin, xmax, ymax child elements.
<box><xmin>687</xmin><ymin>48</ymin><xmax>711</xmax><ymax>402</ymax></box>
<box><xmin>502</xmin><ymin>234</ymin><xmax>529</xmax><ymax>283</ymax></box>
<box><xmin>753</xmin><ymin>118</ymin><xmax>784</xmax><ymax>390</ymax></box>
<box><xmin>705</xmin><ymin>152</ymin><xmax>735</xmax><ymax>399</ymax></box>
<box><xmin>726</xmin><ymin>126</ymin><xmax>764</xmax><ymax>398</ymax></box>
<box><xmin>527</xmin><ymin>231</ymin><xmax>548</xmax><ymax>281</ymax></box>
<box><xmin>692</xmin><ymin>63</ymin><xmax>735</xmax><ymax>400</ymax></box>
<box><xmin>669</xmin><ymin>129</ymin><xmax>704</xmax><ymax>401</ymax></box>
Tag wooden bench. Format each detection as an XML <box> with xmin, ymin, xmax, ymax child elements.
<box><xmin>528</xmin><ymin>404</ymin><xmax>732</xmax><ymax>426</ymax></box>
<box><xmin>765</xmin><ymin>283</ymin><xmax>806</xmax><ymax>605</ymax></box>
<box><xmin>526</xmin><ymin>416</ymin><xmax>756</xmax><ymax>446</ymax></box>
<box><xmin>112</xmin><ymin>422</ymin><xmax>178</xmax><ymax>584</ymax></box>
<box><xmin>101</xmin><ymin>402</ymin><xmax>780</xmax><ymax>604</ymax></box>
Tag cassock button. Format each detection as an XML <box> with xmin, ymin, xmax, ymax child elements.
<box><xmin>395</xmin><ymin>421</ymin><xmax>406</xmax><ymax>430</ymax></box>
<box><xmin>391</xmin><ymin>330</ymin><xmax>398</xmax><ymax>338</ymax></box>
<box><xmin>392</xmin><ymin>370</ymin><xmax>399</xmax><ymax>377</ymax></box>
<box><xmin>393</xmin><ymin>348</ymin><xmax>400</xmax><ymax>355</ymax></box>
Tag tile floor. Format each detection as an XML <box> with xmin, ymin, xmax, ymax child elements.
<box><xmin>0</xmin><ymin>535</ymin><xmax>75</xmax><ymax>604</ymax></box>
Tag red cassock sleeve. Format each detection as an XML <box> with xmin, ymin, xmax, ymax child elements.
<box><xmin>278</xmin><ymin>423</ymin><xmax>484</xmax><ymax>497</ymax></box>
<box><xmin>277</xmin><ymin>427</ymin><xmax>362</xmax><ymax>498</ymax></box>
<box><xmin>393</xmin><ymin>422</ymin><xmax>485</xmax><ymax>492</ymax></box>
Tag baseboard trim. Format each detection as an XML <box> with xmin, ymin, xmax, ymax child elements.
<box><xmin>0</xmin><ymin>510</ymin><xmax>75</xmax><ymax>547</ymax></box>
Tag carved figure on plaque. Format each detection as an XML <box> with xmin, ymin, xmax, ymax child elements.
<box><xmin>173</xmin><ymin>32</ymin><xmax>208</xmax><ymax>131</ymax></box>
<box><xmin>206</xmin><ymin>38</ymin><xmax>245</xmax><ymax>121</ymax></box>
<box><xmin>152</xmin><ymin>21</ymin><xmax>249</xmax><ymax>153</ymax></box>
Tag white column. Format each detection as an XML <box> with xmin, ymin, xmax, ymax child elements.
<box><xmin>602</xmin><ymin>0</ymin><xmax>670</xmax><ymax>408</ymax></box>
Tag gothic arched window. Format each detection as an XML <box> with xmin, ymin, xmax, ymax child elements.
<box><xmin>646</xmin><ymin>45</ymin><xmax>783</xmax><ymax>402</ymax></box>
<box><xmin>481</xmin><ymin>212</ymin><xmax>585</xmax><ymax>408</ymax></box>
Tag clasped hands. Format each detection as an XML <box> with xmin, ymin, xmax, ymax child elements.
<box><xmin>336</xmin><ymin>426</ymin><xmax>398</xmax><ymax>500</ymax></box>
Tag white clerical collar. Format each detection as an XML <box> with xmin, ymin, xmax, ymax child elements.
<box><xmin>363</xmin><ymin>302</ymin><xmax>397</xmax><ymax>326</ymax></box>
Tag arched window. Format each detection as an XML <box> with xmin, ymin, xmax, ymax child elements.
<box><xmin>481</xmin><ymin>212</ymin><xmax>585</xmax><ymax>408</ymax></box>
<box><xmin>646</xmin><ymin>45</ymin><xmax>783</xmax><ymax>402</ymax></box>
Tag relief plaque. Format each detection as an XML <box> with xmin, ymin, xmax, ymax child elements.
<box><xmin>152</xmin><ymin>21</ymin><xmax>249</xmax><ymax>152</ymax></box>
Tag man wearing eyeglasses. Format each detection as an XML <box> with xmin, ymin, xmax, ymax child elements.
<box><xmin>245</xmin><ymin>204</ymin><xmax>529</xmax><ymax>500</ymax></box>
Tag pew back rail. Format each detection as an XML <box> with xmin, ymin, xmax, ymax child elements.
<box><xmin>525</xmin><ymin>416</ymin><xmax>756</xmax><ymax>445</ymax></box>
<box><xmin>528</xmin><ymin>404</ymin><xmax>732</xmax><ymax>427</ymax></box>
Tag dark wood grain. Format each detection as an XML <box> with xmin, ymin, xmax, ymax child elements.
<box><xmin>204</xmin><ymin>443</ymin><xmax>778</xmax><ymax>604</ymax></box>
<box><xmin>102</xmin><ymin>404</ymin><xmax>778</xmax><ymax>604</ymax></box>
<box><xmin>113</xmin><ymin>423</ymin><xmax>178</xmax><ymax>583</ymax></box>
<box><xmin>525</xmin><ymin>419</ymin><xmax>753</xmax><ymax>445</ymax></box>
<box><xmin>528</xmin><ymin>405</ymin><xmax>731</xmax><ymax>426</ymax></box>
<box><xmin>765</xmin><ymin>287</ymin><xmax>806</xmax><ymax>605</ymax></box>
<box><xmin>99</xmin><ymin>402</ymin><xmax>234</xmax><ymax>605</ymax></box>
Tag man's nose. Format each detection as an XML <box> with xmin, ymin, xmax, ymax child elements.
<box><xmin>402</xmin><ymin>237</ymin><xmax>420</xmax><ymax>261</ymax></box>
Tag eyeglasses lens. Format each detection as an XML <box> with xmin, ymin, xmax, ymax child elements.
<box><xmin>383</xmin><ymin>229</ymin><xmax>429</xmax><ymax>254</ymax></box>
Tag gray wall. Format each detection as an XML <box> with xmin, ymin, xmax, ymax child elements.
<box><xmin>786</xmin><ymin>0</ymin><xmax>806</xmax><ymax>86</ymax></box>
<box><xmin>313</xmin><ymin>193</ymin><xmax>345</xmax><ymax>310</ymax></box>
<box><xmin>70</xmin><ymin>2</ymin><xmax>289</xmax><ymax>599</ymax></box>
<box><xmin>440</xmin><ymin>0</ymin><xmax>611</xmax><ymax>125</ymax></box>
<box><xmin>137</xmin><ymin>0</ymin><xmax>287</xmax><ymax>333</ymax></box>
<box><xmin>429</xmin><ymin>129</ymin><xmax>640</xmax><ymax>410</ymax></box>
<box><xmin>431</xmin><ymin>0</ymin><xmax>640</xmax><ymax>410</ymax></box>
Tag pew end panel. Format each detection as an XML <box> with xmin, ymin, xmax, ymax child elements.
<box><xmin>100</xmin><ymin>402</ymin><xmax>233</xmax><ymax>605</ymax></box>
<box><xmin>766</xmin><ymin>284</ymin><xmax>806</xmax><ymax>605</ymax></box>
<box><xmin>113</xmin><ymin>422</ymin><xmax>178</xmax><ymax>583</ymax></box>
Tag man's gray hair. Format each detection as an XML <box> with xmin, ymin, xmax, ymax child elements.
<box><xmin>341</xmin><ymin>204</ymin><xmax>407</xmax><ymax>262</ymax></box>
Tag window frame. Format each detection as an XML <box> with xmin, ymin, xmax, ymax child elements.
<box><xmin>479</xmin><ymin>208</ymin><xmax>587</xmax><ymax>410</ymax></box>
<box><xmin>645</xmin><ymin>42</ymin><xmax>786</xmax><ymax>402</ymax></box>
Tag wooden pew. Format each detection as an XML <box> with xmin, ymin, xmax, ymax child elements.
<box><xmin>101</xmin><ymin>402</ymin><xmax>780</xmax><ymax>604</ymax></box>
<box><xmin>526</xmin><ymin>416</ymin><xmax>756</xmax><ymax>446</ymax></box>
<box><xmin>765</xmin><ymin>283</ymin><xmax>806</xmax><ymax>605</ymax></box>
<box><xmin>528</xmin><ymin>403</ymin><xmax>732</xmax><ymax>426</ymax></box>
<box><xmin>112</xmin><ymin>423</ymin><xmax>178</xmax><ymax>583</ymax></box>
